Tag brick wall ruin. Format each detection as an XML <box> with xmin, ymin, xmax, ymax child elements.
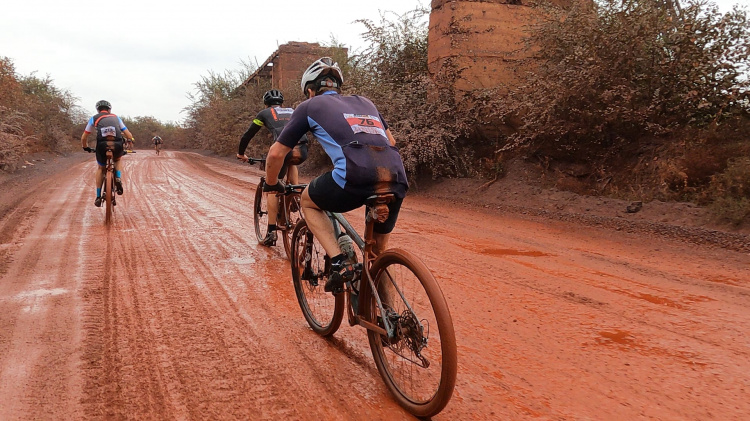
<box><xmin>241</xmin><ymin>42</ymin><xmax>347</xmax><ymax>97</ymax></box>
<box><xmin>428</xmin><ymin>0</ymin><xmax>554</xmax><ymax>92</ymax></box>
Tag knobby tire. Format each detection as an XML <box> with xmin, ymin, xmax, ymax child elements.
<box><xmin>290</xmin><ymin>220</ymin><xmax>343</xmax><ymax>336</ymax></box>
<box><xmin>253</xmin><ymin>180</ymin><xmax>269</xmax><ymax>244</ymax></box>
<box><xmin>105</xmin><ymin>169</ymin><xmax>113</xmax><ymax>225</ymax></box>
<box><xmin>282</xmin><ymin>194</ymin><xmax>302</xmax><ymax>260</ymax></box>
<box><xmin>361</xmin><ymin>248</ymin><xmax>457</xmax><ymax>418</ymax></box>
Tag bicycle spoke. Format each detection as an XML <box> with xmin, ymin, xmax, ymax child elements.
<box><xmin>253</xmin><ymin>181</ymin><xmax>269</xmax><ymax>243</ymax></box>
<box><xmin>366</xmin><ymin>250</ymin><xmax>456</xmax><ymax>416</ymax></box>
<box><xmin>282</xmin><ymin>194</ymin><xmax>303</xmax><ymax>259</ymax></box>
<box><xmin>378</xmin><ymin>264</ymin><xmax>441</xmax><ymax>399</ymax></box>
<box><xmin>290</xmin><ymin>221</ymin><xmax>343</xmax><ymax>336</ymax></box>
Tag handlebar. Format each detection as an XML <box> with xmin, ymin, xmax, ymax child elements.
<box><xmin>247</xmin><ymin>157</ymin><xmax>266</xmax><ymax>165</ymax></box>
<box><xmin>84</xmin><ymin>147</ymin><xmax>128</xmax><ymax>155</ymax></box>
<box><xmin>284</xmin><ymin>184</ymin><xmax>307</xmax><ymax>195</ymax></box>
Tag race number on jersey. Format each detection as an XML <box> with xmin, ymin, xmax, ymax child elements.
<box><xmin>343</xmin><ymin>113</ymin><xmax>387</xmax><ymax>138</ymax></box>
<box><xmin>100</xmin><ymin>126</ymin><xmax>117</xmax><ymax>138</ymax></box>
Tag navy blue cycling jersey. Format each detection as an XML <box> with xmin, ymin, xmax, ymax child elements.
<box><xmin>277</xmin><ymin>92</ymin><xmax>408</xmax><ymax>198</ymax></box>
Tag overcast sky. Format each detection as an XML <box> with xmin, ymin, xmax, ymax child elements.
<box><xmin>1</xmin><ymin>0</ymin><xmax>743</xmax><ymax>124</ymax></box>
<box><xmin>1</xmin><ymin>0</ymin><xmax>429</xmax><ymax>124</ymax></box>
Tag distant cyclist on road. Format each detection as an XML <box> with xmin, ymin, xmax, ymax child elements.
<box><xmin>237</xmin><ymin>89</ymin><xmax>308</xmax><ymax>246</ymax></box>
<box><xmin>153</xmin><ymin>135</ymin><xmax>163</xmax><ymax>154</ymax></box>
<box><xmin>81</xmin><ymin>100</ymin><xmax>135</xmax><ymax>207</ymax></box>
<box><xmin>263</xmin><ymin>58</ymin><xmax>408</xmax><ymax>293</ymax></box>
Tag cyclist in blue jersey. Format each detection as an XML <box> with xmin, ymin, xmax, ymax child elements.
<box><xmin>81</xmin><ymin>100</ymin><xmax>135</xmax><ymax>207</ymax></box>
<box><xmin>263</xmin><ymin>58</ymin><xmax>408</xmax><ymax>293</ymax></box>
<box><xmin>238</xmin><ymin>89</ymin><xmax>308</xmax><ymax>246</ymax></box>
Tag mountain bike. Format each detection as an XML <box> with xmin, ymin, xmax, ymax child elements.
<box><xmin>247</xmin><ymin>157</ymin><xmax>306</xmax><ymax>259</ymax></box>
<box><xmin>289</xmin><ymin>193</ymin><xmax>457</xmax><ymax>417</ymax></box>
<box><xmin>86</xmin><ymin>141</ymin><xmax>120</xmax><ymax>225</ymax></box>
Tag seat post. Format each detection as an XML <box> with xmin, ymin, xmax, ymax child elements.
<box><xmin>364</xmin><ymin>193</ymin><xmax>395</xmax><ymax>262</ymax></box>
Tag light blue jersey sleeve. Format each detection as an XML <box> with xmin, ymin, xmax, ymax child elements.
<box><xmin>118</xmin><ymin>117</ymin><xmax>128</xmax><ymax>131</ymax></box>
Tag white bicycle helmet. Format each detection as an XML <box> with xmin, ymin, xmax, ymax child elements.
<box><xmin>300</xmin><ymin>57</ymin><xmax>343</xmax><ymax>94</ymax></box>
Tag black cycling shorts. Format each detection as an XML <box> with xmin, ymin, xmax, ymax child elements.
<box><xmin>279</xmin><ymin>144</ymin><xmax>308</xmax><ymax>180</ymax></box>
<box><xmin>307</xmin><ymin>171</ymin><xmax>403</xmax><ymax>234</ymax></box>
<box><xmin>96</xmin><ymin>140</ymin><xmax>124</xmax><ymax>166</ymax></box>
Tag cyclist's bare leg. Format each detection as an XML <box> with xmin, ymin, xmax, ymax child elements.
<box><xmin>95</xmin><ymin>166</ymin><xmax>105</xmax><ymax>190</ymax></box>
<box><xmin>300</xmin><ymin>188</ymin><xmax>339</xmax><ymax>257</ymax></box>
<box><xmin>267</xmin><ymin>192</ymin><xmax>279</xmax><ymax>226</ymax></box>
<box><xmin>286</xmin><ymin>165</ymin><xmax>299</xmax><ymax>185</ymax></box>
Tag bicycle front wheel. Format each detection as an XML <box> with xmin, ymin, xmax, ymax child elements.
<box><xmin>281</xmin><ymin>194</ymin><xmax>303</xmax><ymax>259</ymax></box>
<box><xmin>290</xmin><ymin>220</ymin><xmax>343</xmax><ymax>336</ymax></box>
<box><xmin>253</xmin><ymin>181</ymin><xmax>269</xmax><ymax>244</ymax></box>
<box><xmin>104</xmin><ymin>170</ymin><xmax>113</xmax><ymax>225</ymax></box>
<box><xmin>362</xmin><ymin>248</ymin><xmax>457</xmax><ymax>418</ymax></box>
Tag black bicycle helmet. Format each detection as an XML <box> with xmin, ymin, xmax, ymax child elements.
<box><xmin>263</xmin><ymin>89</ymin><xmax>284</xmax><ymax>106</ymax></box>
<box><xmin>300</xmin><ymin>57</ymin><xmax>343</xmax><ymax>94</ymax></box>
<box><xmin>96</xmin><ymin>100</ymin><xmax>112</xmax><ymax>111</ymax></box>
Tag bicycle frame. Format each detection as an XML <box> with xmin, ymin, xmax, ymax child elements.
<box><xmin>327</xmin><ymin>201</ymin><xmax>423</xmax><ymax>342</ymax></box>
<box><xmin>258</xmin><ymin>176</ymin><xmax>305</xmax><ymax>230</ymax></box>
<box><xmin>102</xmin><ymin>145</ymin><xmax>116</xmax><ymax>224</ymax></box>
<box><xmin>290</xmin><ymin>192</ymin><xmax>457</xmax><ymax>417</ymax></box>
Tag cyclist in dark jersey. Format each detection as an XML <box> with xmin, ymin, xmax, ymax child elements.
<box><xmin>263</xmin><ymin>58</ymin><xmax>408</xmax><ymax>293</ymax></box>
<box><xmin>81</xmin><ymin>100</ymin><xmax>135</xmax><ymax>207</ymax></box>
<box><xmin>237</xmin><ymin>89</ymin><xmax>308</xmax><ymax>246</ymax></box>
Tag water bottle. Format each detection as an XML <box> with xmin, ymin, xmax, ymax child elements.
<box><xmin>337</xmin><ymin>233</ymin><xmax>357</xmax><ymax>263</ymax></box>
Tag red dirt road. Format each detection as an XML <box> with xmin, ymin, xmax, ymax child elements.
<box><xmin>1</xmin><ymin>151</ymin><xmax>749</xmax><ymax>420</ymax></box>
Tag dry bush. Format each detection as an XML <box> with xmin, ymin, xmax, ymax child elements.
<box><xmin>706</xmin><ymin>157</ymin><xmax>750</xmax><ymax>225</ymax></box>
<box><xmin>19</xmin><ymin>73</ymin><xmax>80</xmax><ymax>152</ymax></box>
<box><xmin>350</xmin><ymin>8</ymin><xmax>475</xmax><ymax>180</ymax></box>
<box><xmin>498</xmin><ymin>0</ymin><xmax>750</xmax><ymax>164</ymax></box>
<box><xmin>0</xmin><ymin>56</ymin><xmax>80</xmax><ymax>165</ymax></box>
<box><xmin>183</xmin><ymin>64</ymin><xmax>274</xmax><ymax>155</ymax></box>
<box><xmin>0</xmin><ymin>106</ymin><xmax>31</xmax><ymax>171</ymax></box>
<box><xmin>120</xmin><ymin>116</ymin><xmax>187</xmax><ymax>150</ymax></box>
<box><xmin>183</xmin><ymin>8</ymin><xmax>485</xmax><ymax>181</ymax></box>
<box><xmin>472</xmin><ymin>0</ymin><xmax>750</xmax><ymax>213</ymax></box>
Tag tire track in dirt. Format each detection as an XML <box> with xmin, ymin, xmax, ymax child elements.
<box><xmin>0</xmin><ymin>163</ymin><xmax>93</xmax><ymax>420</ymax></box>
<box><xmin>391</xmin><ymin>197</ymin><xmax>750</xmax><ymax>420</ymax></box>
<box><xmin>4</xmin><ymin>150</ymin><xmax>749</xmax><ymax>420</ymax></box>
<box><xmin>79</xmin><ymin>153</ymin><xmax>301</xmax><ymax>419</ymax></box>
<box><xmin>76</xmin><ymin>151</ymin><xmax>408</xmax><ymax>420</ymax></box>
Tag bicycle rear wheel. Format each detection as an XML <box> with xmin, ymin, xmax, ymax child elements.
<box><xmin>104</xmin><ymin>170</ymin><xmax>113</xmax><ymax>225</ymax></box>
<box><xmin>290</xmin><ymin>219</ymin><xmax>343</xmax><ymax>336</ymax></box>
<box><xmin>253</xmin><ymin>180</ymin><xmax>269</xmax><ymax>243</ymax></box>
<box><xmin>362</xmin><ymin>249</ymin><xmax>457</xmax><ymax>418</ymax></box>
<box><xmin>281</xmin><ymin>194</ymin><xmax>303</xmax><ymax>259</ymax></box>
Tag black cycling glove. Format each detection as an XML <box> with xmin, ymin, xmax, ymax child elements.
<box><xmin>83</xmin><ymin>147</ymin><xmax>94</xmax><ymax>153</ymax></box>
<box><xmin>263</xmin><ymin>181</ymin><xmax>284</xmax><ymax>193</ymax></box>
